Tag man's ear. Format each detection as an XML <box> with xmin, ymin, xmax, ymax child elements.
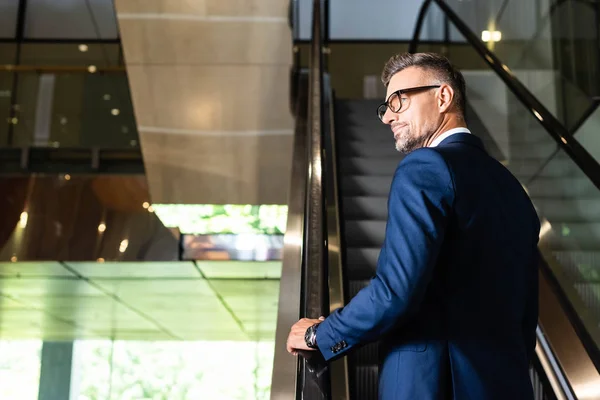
<box><xmin>437</xmin><ymin>84</ymin><xmax>455</xmax><ymax>113</ymax></box>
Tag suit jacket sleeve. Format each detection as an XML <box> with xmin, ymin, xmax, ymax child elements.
<box><xmin>316</xmin><ymin>148</ymin><xmax>455</xmax><ymax>361</ymax></box>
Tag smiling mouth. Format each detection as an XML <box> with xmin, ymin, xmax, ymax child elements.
<box><xmin>392</xmin><ymin>124</ymin><xmax>407</xmax><ymax>136</ymax></box>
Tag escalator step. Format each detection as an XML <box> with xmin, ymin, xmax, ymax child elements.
<box><xmin>339</xmin><ymin>140</ymin><xmax>398</xmax><ymax>157</ymax></box>
<box><xmin>353</xmin><ymin>342</ymin><xmax>379</xmax><ymax>366</ymax></box>
<box><xmin>349</xmin><ymin>279</ymin><xmax>370</xmax><ymax>299</ymax></box>
<box><xmin>353</xmin><ymin>366</ymin><xmax>379</xmax><ymax>400</ymax></box>
<box><xmin>573</xmin><ymin>283</ymin><xmax>600</xmax><ymax>320</ymax></box>
<box><xmin>344</xmin><ymin>220</ymin><xmax>386</xmax><ymax>247</ymax></box>
<box><xmin>336</xmin><ymin>124</ymin><xmax>391</xmax><ymax>141</ymax></box>
<box><xmin>340</xmin><ymin>157</ymin><xmax>400</xmax><ymax>176</ymax></box>
<box><xmin>343</xmin><ymin>196</ymin><xmax>388</xmax><ymax>220</ymax></box>
<box><xmin>527</xmin><ymin>176</ymin><xmax>597</xmax><ymax>198</ymax></box>
<box><xmin>341</xmin><ymin>176</ymin><xmax>393</xmax><ymax>196</ymax></box>
<box><xmin>346</xmin><ymin>247</ymin><xmax>380</xmax><ymax>280</ymax></box>
<box><xmin>541</xmin><ymin>222</ymin><xmax>600</xmax><ymax>250</ymax></box>
<box><xmin>532</xmin><ymin>198</ymin><xmax>600</xmax><ymax>222</ymax></box>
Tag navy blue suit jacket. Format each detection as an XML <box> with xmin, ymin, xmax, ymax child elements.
<box><xmin>316</xmin><ymin>133</ymin><xmax>540</xmax><ymax>399</ymax></box>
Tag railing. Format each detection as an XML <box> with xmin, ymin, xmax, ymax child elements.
<box><xmin>271</xmin><ymin>1</ymin><xmax>335</xmax><ymax>399</ymax></box>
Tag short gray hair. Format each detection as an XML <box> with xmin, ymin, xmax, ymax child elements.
<box><xmin>381</xmin><ymin>52</ymin><xmax>466</xmax><ymax>116</ymax></box>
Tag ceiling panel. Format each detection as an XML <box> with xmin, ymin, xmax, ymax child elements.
<box><xmin>0</xmin><ymin>295</ymin><xmax>32</xmax><ymax>310</ymax></box>
<box><xmin>65</xmin><ymin>261</ymin><xmax>199</xmax><ymax>279</ymax></box>
<box><xmin>210</xmin><ymin>279</ymin><xmax>280</xmax><ymax>298</ymax></box>
<box><xmin>0</xmin><ymin>261</ymin><xmax>76</xmax><ymax>278</ymax></box>
<box><xmin>89</xmin><ymin>279</ymin><xmax>212</xmax><ymax>298</ymax></box>
<box><xmin>198</xmin><ymin>261</ymin><xmax>281</xmax><ymax>279</ymax></box>
<box><xmin>0</xmin><ymin>278</ymin><xmax>106</xmax><ymax>298</ymax></box>
<box><xmin>0</xmin><ymin>263</ymin><xmax>280</xmax><ymax>341</ymax></box>
<box><xmin>42</xmin><ymin>301</ymin><xmax>158</xmax><ymax>330</ymax></box>
<box><xmin>25</xmin><ymin>0</ymin><xmax>119</xmax><ymax>39</ymax></box>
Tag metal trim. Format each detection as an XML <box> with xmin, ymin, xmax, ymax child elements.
<box><xmin>536</xmin><ymin>237</ymin><xmax>600</xmax><ymax>399</ymax></box>
<box><xmin>298</xmin><ymin>1</ymin><xmax>331</xmax><ymax>398</ymax></box>
<box><xmin>322</xmin><ymin>76</ymin><xmax>350</xmax><ymax>400</ymax></box>
<box><xmin>270</xmin><ymin>74</ymin><xmax>308</xmax><ymax>400</ymax></box>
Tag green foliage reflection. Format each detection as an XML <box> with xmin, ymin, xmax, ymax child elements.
<box><xmin>153</xmin><ymin>204</ymin><xmax>287</xmax><ymax>235</ymax></box>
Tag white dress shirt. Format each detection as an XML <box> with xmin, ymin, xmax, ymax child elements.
<box><xmin>429</xmin><ymin>127</ymin><xmax>471</xmax><ymax>148</ymax></box>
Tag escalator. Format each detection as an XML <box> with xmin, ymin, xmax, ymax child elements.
<box><xmin>272</xmin><ymin>1</ymin><xmax>600</xmax><ymax>399</ymax></box>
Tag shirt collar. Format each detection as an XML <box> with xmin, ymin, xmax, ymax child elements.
<box><xmin>429</xmin><ymin>127</ymin><xmax>471</xmax><ymax>148</ymax></box>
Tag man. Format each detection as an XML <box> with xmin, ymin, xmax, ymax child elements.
<box><xmin>286</xmin><ymin>52</ymin><xmax>540</xmax><ymax>399</ymax></box>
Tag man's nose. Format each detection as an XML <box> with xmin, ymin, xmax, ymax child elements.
<box><xmin>382</xmin><ymin>107</ymin><xmax>397</xmax><ymax>125</ymax></box>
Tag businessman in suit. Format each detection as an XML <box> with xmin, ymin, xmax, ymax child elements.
<box><xmin>286</xmin><ymin>52</ymin><xmax>540</xmax><ymax>399</ymax></box>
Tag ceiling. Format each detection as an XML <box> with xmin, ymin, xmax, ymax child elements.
<box><xmin>114</xmin><ymin>0</ymin><xmax>294</xmax><ymax>205</ymax></box>
<box><xmin>0</xmin><ymin>260</ymin><xmax>280</xmax><ymax>341</ymax></box>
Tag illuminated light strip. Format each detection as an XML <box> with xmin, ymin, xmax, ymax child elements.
<box><xmin>139</xmin><ymin>126</ymin><xmax>293</xmax><ymax>136</ymax></box>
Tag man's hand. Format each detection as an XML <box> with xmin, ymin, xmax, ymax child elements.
<box><xmin>286</xmin><ymin>317</ymin><xmax>325</xmax><ymax>355</ymax></box>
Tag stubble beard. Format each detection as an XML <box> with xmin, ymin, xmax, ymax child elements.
<box><xmin>394</xmin><ymin>127</ymin><xmax>429</xmax><ymax>154</ymax></box>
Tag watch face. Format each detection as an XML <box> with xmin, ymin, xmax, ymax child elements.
<box><xmin>304</xmin><ymin>325</ymin><xmax>316</xmax><ymax>348</ymax></box>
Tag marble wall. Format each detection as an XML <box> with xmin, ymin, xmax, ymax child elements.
<box><xmin>114</xmin><ymin>0</ymin><xmax>294</xmax><ymax>204</ymax></box>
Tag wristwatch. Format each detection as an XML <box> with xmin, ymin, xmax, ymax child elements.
<box><xmin>304</xmin><ymin>323</ymin><xmax>319</xmax><ymax>349</ymax></box>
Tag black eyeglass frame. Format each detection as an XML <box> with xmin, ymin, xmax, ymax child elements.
<box><xmin>376</xmin><ymin>85</ymin><xmax>441</xmax><ymax>121</ymax></box>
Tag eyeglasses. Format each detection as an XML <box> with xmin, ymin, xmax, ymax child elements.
<box><xmin>376</xmin><ymin>85</ymin><xmax>441</xmax><ymax>121</ymax></box>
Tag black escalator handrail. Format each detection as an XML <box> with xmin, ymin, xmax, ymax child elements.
<box><xmin>298</xmin><ymin>0</ymin><xmax>331</xmax><ymax>399</ymax></box>
<box><xmin>410</xmin><ymin>0</ymin><xmax>600</xmax><ymax>193</ymax></box>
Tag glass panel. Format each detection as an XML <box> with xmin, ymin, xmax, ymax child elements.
<box><xmin>0</xmin><ymin>340</ymin><xmax>42</xmax><ymax>400</ymax></box>
<box><xmin>0</xmin><ymin>289</ymin><xmax>278</xmax><ymax>398</ymax></box>
<box><xmin>24</xmin><ymin>0</ymin><xmax>119</xmax><ymax>39</ymax></box>
<box><xmin>444</xmin><ymin>0</ymin><xmax>599</xmax><ymax>131</ymax></box>
<box><xmin>441</xmin><ymin>18</ymin><xmax>600</xmax><ymax>348</ymax></box>
<box><xmin>0</xmin><ymin>1</ymin><xmax>19</xmax><ymax>39</ymax></box>
<box><xmin>576</xmin><ymin>106</ymin><xmax>600</xmax><ymax>164</ymax></box>
<box><xmin>8</xmin><ymin>71</ymin><xmax>138</xmax><ymax>149</ymax></box>
<box><xmin>297</xmin><ymin>0</ymin><xmax>313</xmax><ymax>40</ymax></box>
<box><xmin>152</xmin><ymin>204</ymin><xmax>288</xmax><ymax>235</ymax></box>
<box><xmin>0</xmin><ymin>175</ymin><xmax>177</xmax><ymax>262</ymax></box>
<box><xmin>329</xmin><ymin>0</ymin><xmax>444</xmax><ymax>41</ymax></box>
<box><xmin>1</xmin><ymin>44</ymin><xmax>138</xmax><ymax>149</ymax></box>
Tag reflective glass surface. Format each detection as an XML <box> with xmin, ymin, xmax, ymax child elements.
<box><xmin>0</xmin><ymin>175</ymin><xmax>282</xmax><ymax>398</ymax></box>
<box><xmin>0</xmin><ymin>175</ymin><xmax>176</xmax><ymax>262</ymax></box>
<box><xmin>0</xmin><ymin>43</ymin><xmax>139</xmax><ymax>150</ymax></box>
<box><xmin>439</xmin><ymin>24</ymin><xmax>600</xmax><ymax>349</ymax></box>
<box><xmin>443</xmin><ymin>0</ymin><xmax>600</xmax><ymax>131</ymax></box>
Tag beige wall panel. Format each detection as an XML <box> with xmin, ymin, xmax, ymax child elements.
<box><xmin>118</xmin><ymin>19</ymin><xmax>291</xmax><ymax>65</ymax></box>
<box><xmin>126</xmin><ymin>64</ymin><xmax>293</xmax><ymax>131</ymax></box>
<box><xmin>142</xmin><ymin>132</ymin><xmax>292</xmax><ymax>204</ymax></box>
<box><xmin>115</xmin><ymin>0</ymin><xmax>293</xmax><ymax>206</ymax></box>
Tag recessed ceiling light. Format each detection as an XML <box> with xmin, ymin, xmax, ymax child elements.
<box><xmin>88</xmin><ymin>65</ymin><xmax>97</xmax><ymax>73</ymax></box>
<box><xmin>19</xmin><ymin>211</ymin><xmax>28</xmax><ymax>228</ymax></box>
<box><xmin>79</xmin><ymin>44</ymin><xmax>89</xmax><ymax>52</ymax></box>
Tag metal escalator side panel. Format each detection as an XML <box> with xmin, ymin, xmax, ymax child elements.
<box><xmin>270</xmin><ymin>74</ymin><xmax>309</xmax><ymax>400</ymax></box>
<box><xmin>537</xmin><ymin>249</ymin><xmax>600</xmax><ymax>400</ymax></box>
